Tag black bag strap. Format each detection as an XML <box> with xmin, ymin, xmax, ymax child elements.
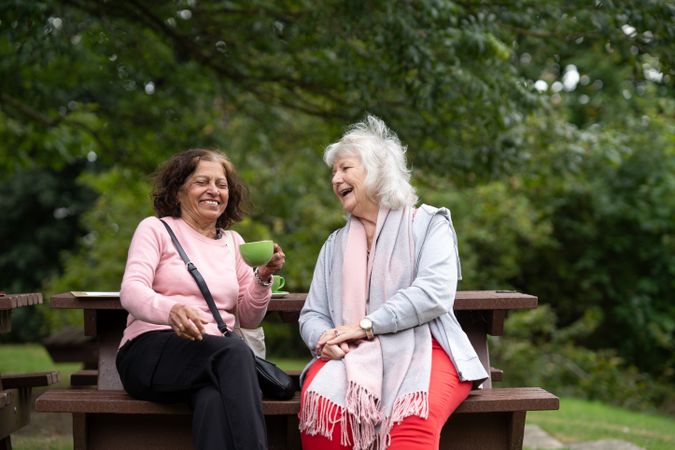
<box><xmin>159</xmin><ymin>219</ymin><xmax>231</xmax><ymax>336</ymax></box>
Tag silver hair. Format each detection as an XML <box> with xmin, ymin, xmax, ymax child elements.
<box><xmin>324</xmin><ymin>115</ymin><xmax>418</xmax><ymax>209</ymax></box>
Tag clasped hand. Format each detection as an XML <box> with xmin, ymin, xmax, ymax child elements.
<box><xmin>315</xmin><ymin>323</ymin><xmax>368</xmax><ymax>361</ymax></box>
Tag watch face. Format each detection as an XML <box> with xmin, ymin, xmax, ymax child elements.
<box><xmin>360</xmin><ymin>318</ymin><xmax>372</xmax><ymax>330</ymax></box>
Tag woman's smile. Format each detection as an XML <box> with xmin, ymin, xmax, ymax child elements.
<box><xmin>178</xmin><ymin>160</ymin><xmax>229</xmax><ymax>230</ymax></box>
<box><xmin>331</xmin><ymin>154</ymin><xmax>377</xmax><ymax>219</ymax></box>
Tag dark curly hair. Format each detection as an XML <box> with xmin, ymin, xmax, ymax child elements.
<box><xmin>152</xmin><ymin>148</ymin><xmax>249</xmax><ymax>229</ymax></box>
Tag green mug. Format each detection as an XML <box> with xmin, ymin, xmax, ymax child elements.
<box><xmin>239</xmin><ymin>240</ymin><xmax>274</xmax><ymax>267</ymax></box>
<box><xmin>272</xmin><ymin>275</ymin><xmax>285</xmax><ymax>292</ymax></box>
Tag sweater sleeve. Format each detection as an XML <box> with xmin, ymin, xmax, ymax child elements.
<box><xmin>231</xmin><ymin>231</ymin><xmax>272</xmax><ymax>329</ymax></box>
<box><xmin>119</xmin><ymin>217</ymin><xmax>180</xmax><ymax>325</ymax></box>
<box><xmin>367</xmin><ymin>214</ymin><xmax>458</xmax><ymax>335</ymax></box>
<box><xmin>299</xmin><ymin>233</ymin><xmax>337</xmax><ymax>355</ymax></box>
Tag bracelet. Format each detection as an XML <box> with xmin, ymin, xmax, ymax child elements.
<box><xmin>254</xmin><ymin>267</ymin><xmax>272</xmax><ymax>287</ymax></box>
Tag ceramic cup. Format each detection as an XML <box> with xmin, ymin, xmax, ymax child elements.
<box><xmin>272</xmin><ymin>275</ymin><xmax>285</xmax><ymax>292</ymax></box>
<box><xmin>239</xmin><ymin>240</ymin><xmax>274</xmax><ymax>267</ymax></box>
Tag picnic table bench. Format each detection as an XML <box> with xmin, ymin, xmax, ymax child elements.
<box><xmin>43</xmin><ymin>325</ymin><xmax>98</xmax><ymax>370</ymax></box>
<box><xmin>36</xmin><ymin>290</ymin><xmax>558</xmax><ymax>449</ymax></box>
<box><xmin>0</xmin><ymin>292</ymin><xmax>60</xmax><ymax>450</ymax></box>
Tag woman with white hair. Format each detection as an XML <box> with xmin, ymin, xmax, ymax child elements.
<box><xmin>298</xmin><ymin>116</ymin><xmax>488</xmax><ymax>450</ymax></box>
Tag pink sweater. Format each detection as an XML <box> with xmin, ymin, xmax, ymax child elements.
<box><xmin>119</xmin><ymin>216</ymin><xmax>271</xmax><ymax>347</ymax></box>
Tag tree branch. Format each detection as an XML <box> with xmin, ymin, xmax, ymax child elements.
<box><xmin>0</xmin><ymin>92</ymin><xmax>113</xmax><ymax>155</ymax></box>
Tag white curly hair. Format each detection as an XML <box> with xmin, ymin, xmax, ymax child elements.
<box><xmin>324</xmin><ymin>115</ymin><xmax>418</xmax><ymax>209</ymax></box>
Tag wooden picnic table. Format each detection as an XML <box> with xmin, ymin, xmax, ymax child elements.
<box><xmin>38</xmin><ymin>289</ymin><xmax>558</xmax><ymax>450</ymax></box>
<box><xmin>49</xmin><ymin>290</ymin><xmax>538</xmax><ymax>391</ymax></box>
<box><xmin>0</xmin><ymin>292</ymin><xmax>59</xmax><ymax>450</ymax></box>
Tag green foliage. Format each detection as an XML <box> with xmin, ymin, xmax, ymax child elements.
<box><xmin>262</xmin><ymin>316</ymin><xmax>310</xmax><ymax>360</ymax></box>
<box><xmin>42</xmin><ymin>168</ymin><xmax>153</xmax><ymax>333</ymax></box>
<box><xmin>420</xmin><ymin>178</ymin><xmax>552</xmax><ymax>289</ymax></box>
<box><xmin>514</xmin><ymin>113</ymin><xmax>675</xmax><ymax>379</ymax></box>
<box><xmin>222</xmin><ymin>114</ymin><xmax>346</xmax><ymax>291</ymax></box>
<box><xmin>45</xmin><ymin>168</ymin><xmax>153</xmax><ymax>293</ymax></box>
<box><xmin>492</xmin><ymin>307</ymin><xmax>675</xmax><ymax>414</ymax></box>
<box><xmin>0</xmin><ymin>162</ymin><xmax>96</xmax><ymax>341</ymax></box>
<box><xmin>0</xmin><ymin>163</ymin><xmax>96</xmax><ymax>293</ymax></box>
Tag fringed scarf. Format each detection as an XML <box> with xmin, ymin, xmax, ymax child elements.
<box><xmin>299</xmin><ymin>207</ymin><xmax>433</xmax><ymax>450</ymax></box>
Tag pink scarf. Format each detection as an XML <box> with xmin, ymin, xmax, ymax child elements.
<box><xmin>300</xmin><ymin>208</ymin><xmax>432</xmax><ymax>450</ymax></box>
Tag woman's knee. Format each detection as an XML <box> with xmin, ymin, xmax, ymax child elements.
<box><xmin>204</xmin><ymin>335</ymin><xmax>256</xmax><ymax>376</ymax></box>
<box><xmin>389</xmin><ymin>415</ymin><xmax>438</xmax><ymax>449</ymax></box>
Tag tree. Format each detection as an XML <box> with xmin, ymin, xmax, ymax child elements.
<box><xmin>1</xmin><ymin>0</ymin><xmax>673</xmax><ymax>393</ymax></box>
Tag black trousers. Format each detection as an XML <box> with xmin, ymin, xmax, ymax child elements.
<box><xmin>116</xmin><ymin>330</ymin><xmax>267</xmax><ymax>450</ymax></box>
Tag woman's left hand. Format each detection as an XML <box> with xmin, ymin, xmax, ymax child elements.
<box><xmin>314</xmin><ymin>324</ymin><xmax>368</xmax><ymax>360</ymax></box>
<box><xmin>256</xmin><ymin>243</ymin><xmax>285</xmax><ymax>279</ymax></box>
<box><xmin>323</xmin><ymin>324</ymin><xmax>367</xmax><ymax>347</ymax></box>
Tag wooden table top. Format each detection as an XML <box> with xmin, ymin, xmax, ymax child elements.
<box><xmin>0</xmin><ymin>292</ymin><xmax>43</xmax><ymax>310</ymax></box>
<box><xmin>49</xmin><ymin>290</ymin><xmax>537</xmax><ymax>312</ymax></box>
<box><xmin>0</xmin><ymin>292</ymin><xmax>43</xmax><ymax>334</ymax></box>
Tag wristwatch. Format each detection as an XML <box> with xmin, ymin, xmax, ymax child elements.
<box><xmin>359</xmin><ymin>318</ymin><xmax>374</xmax><ymax>340</ymax></box>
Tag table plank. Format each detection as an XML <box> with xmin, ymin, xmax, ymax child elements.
<box><xmin>0</xmin><ymin>293</ymin><xmax>43</xmax><ymax>334</ymax></box>
<box><xmin>0</xmin><ymin>293</ymin><xmax>43</xmax><ymax>310</ymax></box>
<box><xmin>50</xmin><ymin>291</ymin><xmax>537</xmax><ymax>312</ymax></box>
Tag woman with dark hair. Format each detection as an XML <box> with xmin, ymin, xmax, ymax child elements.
<box><xmin>298</xmin><ymin>117</ymin><xmax>488</xmax><ymax>450</ymax></box>
<box><xmin>116</xmin><ymin>148</ymin><xmax>284</xmax><ymax>450</ymax></box>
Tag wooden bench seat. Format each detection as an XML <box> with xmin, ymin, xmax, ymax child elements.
<box><xmin>36</xmin><ymin>389</ymin><xmax>300</xmax><ymax>416</ymax></box>
<box><xmin>1</xmin><ymin>371</ymin><xmax>60</xmax><ymax>389</ymax></box>
<box><xmin>36</xmin><ymin>387</ymin><xmax>558</xmax><ymax>450</ymax></box>
<box><xmin>36</xmin><ymin>386</ymin><xmax>558</xmax><ymax>416</ymax></box>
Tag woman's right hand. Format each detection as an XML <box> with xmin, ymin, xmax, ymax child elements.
<box><xmin>318</xmin><ymin>343</ymin><xmax>350</xmax><ymax>360</ymax></box>
<box><xmin>169</xmin><ymin>304</ymin><xmax>209</xmax><ymax>341</ymax></box>
<box><xmin>315</xmin><ymin>328</ymin><xmax>351</xmax><ymax>360</ymax></box>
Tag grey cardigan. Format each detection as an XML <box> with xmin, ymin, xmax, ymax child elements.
<box><xmin>299</xmin><ymin>204</ymin><xmax>488</xmax><ymax>385</ymax></box>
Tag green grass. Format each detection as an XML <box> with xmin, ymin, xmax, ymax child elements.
<box><xmin>527</xmin><ymin>397</ymin><xmax>675</xmax><ymax>450</ymax></box>
<box><xmin>267</xmin><ymin>356</ymin><xmax>312</xmax><ymax>372</ymax></box>
<box><xmin>0</xmin><ymin>343</ymin><xmax>80</xmax><ymax>376</ymax></box>
<box><xmin>9</xmin><ymin>435</ymin><xmax>72</xmax><ymax>450</ymax></box>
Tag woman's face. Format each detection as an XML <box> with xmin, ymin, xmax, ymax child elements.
<box><xmin>331</xmin><ymin>154</ymin><xmax>378</xmax><ymax>218</ymax></box>
<box><xmin>177</xmin><ymin>160</ymin><xmax>229</xmax><ymax>226</ymax></box>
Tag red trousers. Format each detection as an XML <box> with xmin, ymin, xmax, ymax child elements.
<box><xmin>300</xmin><ymin>339</ymin><xmax>472</xmax><ymax>450</ymax></box>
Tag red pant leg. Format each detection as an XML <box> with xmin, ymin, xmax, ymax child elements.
<box><xmin>388</xmin><ymin>339</ymin><xmax>472</xmax><ymax>450</ymax></box>
<box><xmin>300</xmin><ymin>359</ymin><xmax>352</xmax><ymax>450</ymax></box>
<box><xmin>300</xmin><ymin>340</ymin><xmax>472</xmax><ymax>450</ymax></box>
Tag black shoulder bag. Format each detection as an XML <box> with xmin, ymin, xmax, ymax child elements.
<box><xmin>159</xmin><ymin>219</ymin><xmax>295</xmax><ymax>400</ymax></box>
